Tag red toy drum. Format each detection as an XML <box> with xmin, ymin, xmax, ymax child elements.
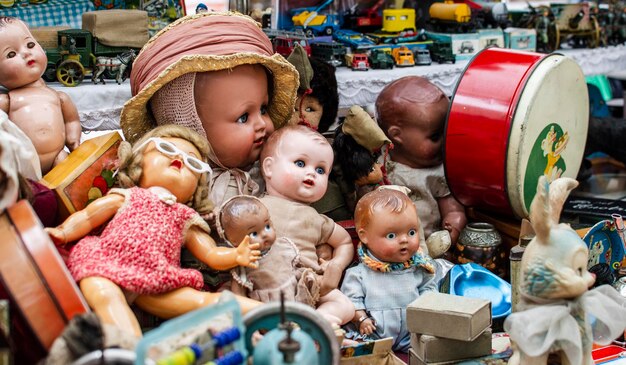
<box><xmin>445</xmin><ymin>48</ymin><xmax>589</xmax><ymax>219</ymax></box>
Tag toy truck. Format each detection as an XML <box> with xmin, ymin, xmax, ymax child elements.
<box><xmin>392</xmin><ymin>46</ymin><xmax>415</xmax><ymax>66</ymax></box>
<box><xmin>345</xmin><ymin>53</ymin><xmax>370</xmax><ymax>70</ymax></box>
<box><xmin>291</xmin><ymin>0</ymin><xmax>343</xmax><ymax>36</ymax></box>
<box><xmin>381</xmin><ymin>8</ymin><xmax>416</xmax><ymax>33</ymax></box>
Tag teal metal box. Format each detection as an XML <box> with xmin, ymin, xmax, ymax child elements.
<box><xmin>426</xmin><ymin>31</ymin><xmax>480</xmax><ymax>61</ymax></box>
<box><xmin>504</xmin><ymin>27</ymin><xmax>537</xmax><ymax>51</ymax></box>
<box><xmin>478</xmin><ymin>28</ymin><xmax>504</xmax><ymax>49</ymax></box>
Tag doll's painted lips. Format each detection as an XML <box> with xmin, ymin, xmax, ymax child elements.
<box><xmin>170</xmin><ymin>160</ymin><xmax>183</xmax><ymax>170</ymax></box>
<box><xmin>303</xmin><ymin>179</ymin><xmax>314</xmax><ymax>187</ymax></box>
<box><xmin>27</xmin><ymin>60</ymin><xmax>35</xmax><ymax>66</ymax></box>
<box><xmin>400</xmin><ymin>248</ymin><xmax>408</xmax><ymax>254</ymax></box>
<box><xmin>253</xmin><ymin>137</ymin><xmax>264</xmax><ymax>146</ymax></box>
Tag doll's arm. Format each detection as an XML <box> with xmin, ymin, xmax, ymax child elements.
<box><xmin>437</xmin><ymin>195</ymin><xmax>467</xmax><ymax>244</ymax></box>
<box><xmin>186</xmin><ymin>227</ymin><xmax>261</xmax><ymax>271</ymax></box>
<box><xmin>320</xmin><ymin>224</ymin><xmax>354</xmax><ymax>295</ymax></box>
<box><xmin>46</xmin><ymin>193</ymin><xmax>124</xmax><ymax>245</ymax></box>
<box><xmin>0</xmin><ymin>94</ymin><xmax>8</xmax><ymax>114</ymax></box>
<box><xmin>58</xmin><ymin>91</ymin><xmax>81</xmax><ymax>151</ymax></box>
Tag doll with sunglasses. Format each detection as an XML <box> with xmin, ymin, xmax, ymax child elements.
<box><xmin>0</xmin><ymin>16</ymin><xmax>81</xmax><ymax>175</ymax></box>
<box><xmin>46</xmin><ymin>125</ymin><xmax>262</xmax><ymax>337</ymax></box>
<box><xmin>341</xmin><ymin>187</ymin><xmax>437</xmax><ymax>352</ymax></box>
<box><xmin>259</xmin><ymin>125</ymin><xmax>355</xmax><ymax>326</ymax></box>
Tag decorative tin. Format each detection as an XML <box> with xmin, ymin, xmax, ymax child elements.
<box><xmin>455</xmin><ymin>223</ymin><xmax>507</xmax><ymax>278</ymax></box>
<box><xmin>445</xmin><ymin>47</ymin><xmax>588</xmax><ymax>219</ymax></box>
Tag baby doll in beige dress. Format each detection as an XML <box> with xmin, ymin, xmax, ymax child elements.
<box><xmin>259</xmin><ymin>125</ymin><xmax>356</xmax><ymax>326</ymax></box>
<box><xmin>0</xmin><ymin>17</ymin><xmax>81</xmax><ymax>175</ymax></box>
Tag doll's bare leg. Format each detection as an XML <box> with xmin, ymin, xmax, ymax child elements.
<box><xmin>79</xmin><ymin>277</ymin><xmax>142</xmax><ymax>337</ymax></box>
<box><xmin>316</xmin><ymin>289</ymin><xmax>355</xmax><ymax>326</ymax></box>
<box><xmin>135</xmin><ymin>287</ymin><xmax>261</xmax><ymax>318</ymax></box>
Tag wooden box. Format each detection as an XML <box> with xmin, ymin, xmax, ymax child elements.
<box><xmin>42</xmin><ymin>131</ymin><xmax>121</xmax><ymax>221</ymax></box>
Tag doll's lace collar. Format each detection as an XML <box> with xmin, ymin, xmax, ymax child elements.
<box><xmin>147</xmin><ymin>186</ymin><xmax>177</xmax><ymax>205</ymax></box>
<box><xmin>357</xmin><ymin>244</ymin><xmax>435</xmax><ymax>274</ymax></box>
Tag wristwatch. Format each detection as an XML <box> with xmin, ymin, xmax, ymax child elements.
<box><xmin>357</xmin><ymin>315</ymin><xmax>370</xmax><ymax>324</ymax></box>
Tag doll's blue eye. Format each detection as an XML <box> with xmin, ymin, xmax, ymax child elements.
<box><xmin>260</xmin><ymin>105</ymin><xmax>268</xmax><ymax>115</ymax></box>
<box><xmin>386</xmin><ymin>233</ymin><xmax>396</xmax><ymax>239</ymax></box>
<box><xmin>408</xmin><ymin>229</ymin><xmax>417</xmax><ymax>237</ymax></box>
<box><xmin>249</xmin><ymin>232</ymin><xmax>258</xmax><ymax>238</ymax></box>
<box><xmin>295</xmin><ymin>160</ymin><xmax>305</xmax><ymax>168</ymax></box>
<box><xmin>265</xmin><ymin>224</ymin><xmax>272</xmax><ymax>231</ymax></box>
<box><xmin>315</xmin><ymin>167</ymin><xmax>326</xmax><ymax>175</ymax></box>
<box><xmin>237</xmin><ymin>113</ymin><xmax>249</xmax><ymax>124</ymax></box>
<box><xmin>6</xmin><ymin>51</ymin><xmax>15</xmax><ymax>59</ymax></box>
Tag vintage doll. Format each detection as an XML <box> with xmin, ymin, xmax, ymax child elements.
<box><xmin>341</xmin><ymin>187</ymin><xmax>437</xmax><ymax>352</ymax></box>
<box><xmin>217</xmin><ymin>195</ymin><xmax>351</xmax><ymax>325</ymax></box>
<box><xmin>46</xmin><ymin>125</ymin><xmax>262</xmax><ymax>337</ymax></box>
<box><xmin>120</xmin><ymin>11</ymin><xmax>299</xmax><ymax>208</ymax></box>
<box><xmin>0</xmin><ymin>16</ymin><xmax>81</xmax><ymax>175</ymax></box>
<box><xmin>504</xmin><ymin>176</ymin><xmax>626</xmax><ymax>365</ymax></box>
<box><xmin>333</xmin><ymin>105</ymin><xmax>391</xmax><ymax>206</ymax></box>
<box><xmin>375</xmin><ymin>76</ymin><xmax>466</xmax><ymax>246</ymax></box>
<box><xmin>259</xmin><ymin>125</ymin><xmax>356</xmax><ymax>325</ymax></box>
<box><xmin>286</xmin><ymin>45</ymin><xmax>354</xmax><ymax>222</ymax></box>
<box><xmin>286</xmin><ymin>44</ymin><xmax>339</xmax><ymax>133</ymax></box>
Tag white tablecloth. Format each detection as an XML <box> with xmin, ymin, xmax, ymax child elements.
<box><xmin>41</xmin><ymin>44</ymin><xmax>626</xmax><ymax>132</ymax></box>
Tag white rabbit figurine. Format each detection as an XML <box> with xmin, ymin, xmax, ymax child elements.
<box><xmin>505</xmin><ymin>176</ymin><xmax>626</xmax><ymax>365</ymax></box>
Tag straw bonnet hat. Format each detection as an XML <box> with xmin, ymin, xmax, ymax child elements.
<box><xmin>120</xmin><ymin>11</ymin><xmax>299</xmax><ymax>143</ymax></box>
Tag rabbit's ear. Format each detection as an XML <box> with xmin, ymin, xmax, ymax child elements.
<box><xmin>530</xmin><ymin>176</ymin><xmax>551</xmax><ymax>243</ymax></box>
<box><xmin>548</xmin><ymin>177</ymin><xmax>578</xmax><ymax>223</ymax></box>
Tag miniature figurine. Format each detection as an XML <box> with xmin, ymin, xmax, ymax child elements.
<box><xmin>0</xmin><ymin>16</ymin><xmax>82</xmax><ymax>175</ymax></box>
<box><xmin>341</xmin><ymin>187</ymin><xmax>437</xmax><ymax>352</ymax></box>
<box><xmin>218</xmin><ymin>195</ymin><xmax>351</xmax><ymax>325</ymax></box>
<box><xmin>260</xmin><ymin>125</ymin><xmax>356</xmax><ymax>326</ymax></box>
<box><xmin>375</xmin><ymin>76</ymin><xmax>466</xmax><ymax>249</ymax></box>
<box><xmin>333</xmin><ymin>105</ymin><xmax>391</xmax><ymax>206</ymax></box>
<box><xmin>535</xmin><ymin>6</ymin><xmax>552</xmax><ymax>52</ymax></box>
<box><xmin>120</xmin><ymin>11</ymin><xmax>299</xmax><ymax>208</ymax></box>
<box><xmin>504</xmin><ymin>176</ymin><xmax>626</xmax><ymax>365</ymax></box>
<box><xmin>46</xmin><ymin>125</ymin><xmax>262</xmax><ymax>337</ymax></box>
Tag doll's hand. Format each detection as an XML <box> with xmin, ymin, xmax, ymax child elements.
<box><xmin>236</xmin><ymin>235</ymin><xmax>261</xmax><ymax>269</ymax></box>
<box><xmin>45</xmin><ymin>227</ymin><xmax>66</xmax><ymax>246</ymax></box>
<box><xmin>316</xmin><ymin>243</ymin><xmax>333</xmax><ymax>262</ymax></box>
<box><xmin>67</xmin><ymin>139</ymin><xmax>80</xmax><ymax>152</ymax></box>
<box><xmin>359</xmin><ymin>317</ymin><xmax>377</xmax><ymax>335</ymax></box>
<box><xmin>319</xmin><ymin>262</ymin><xmax>342</xmax><ymax>296</ymax></box>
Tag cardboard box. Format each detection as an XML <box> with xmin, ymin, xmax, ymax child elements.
<box><xmin>504</xmin><ymin>27</ymin><xmax>537</xmax><ymax>52</ymax></box>
<box><xmin>426</xmin><ymin>31</ymin><xmax>480</xmax><ymax>61</ymax></box>
<box><xmin>410</xmin><ymin>329</ymin><xmax>492</xmax><ymax>363</ymax></box>
<box><xmin>82</xmin><ymin>10</ymin><xmax>149</xmax><ymax>48</ymax></box>
<box><xmin>42</xmin><ymin>131</ymin><xmax>121</xmax><ymax>221</ymax></box>
<box><xmin>478</xmin><ymin>28</ymin><xmax>504</xmax><ymax>49</ymax></box>
<box><xmin>30</xmin><ymin>26</ymin><xmax>71</xmax><ymax>49</ymax></box>
<box><xmin>406</xmin><ymin>292</ymin><xmax>491</xmax><ymax>341</ymax></box>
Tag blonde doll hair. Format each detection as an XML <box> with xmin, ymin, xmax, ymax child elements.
<box><xmin>355</xmin><ymin>187</ymin><xmax>416</xmax><ymax>231</ymax></box>
<box><xmin>116</xmin><ymin>124</ymin><xmax>213</xmax><ymax>215</ymax></box>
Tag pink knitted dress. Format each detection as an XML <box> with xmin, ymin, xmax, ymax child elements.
<box><xmin>68</xmin><ymin>187</ymin><xmax>207</xmax><ymax>294</ymax></box>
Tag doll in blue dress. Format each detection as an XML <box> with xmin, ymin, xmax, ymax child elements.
<box><xmin>340</xmin><ymin>186</ymin><xmax>437</xmax><ymax>352</ymax></box>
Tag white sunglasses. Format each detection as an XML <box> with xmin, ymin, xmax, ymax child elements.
<box><xmin>134</xmin><ymin>137</ymin><xmax>213</xmax><ymax>175</ymax></box>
